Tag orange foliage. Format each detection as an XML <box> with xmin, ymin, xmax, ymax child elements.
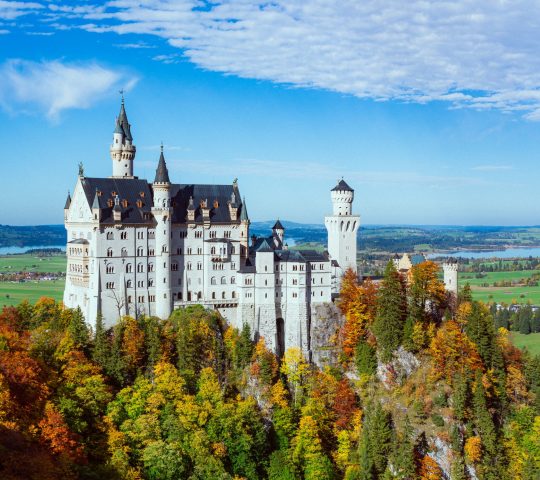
<box><xmin>122</xmin><ymin>317</ymin><xmax>145</xmax><ymax>372</ymax></box>
<box><xmin>429</xmin><ymin>320</ymin><xmax>483</xmax><ymax>383</ymax></box>
<box><xmin>39</xmin><ymin>402</ymin><xmax>85</xmax><ymax>462</ymax></box>
<box><xmin>464</xmin><ymin>436</ymin><xmax>482</xmax><ymax>463</ymax></box>
<box><xmin>339</xmin><ymin>272</ymin><xmax>378</xmax><ymax>359</ymax></box>
<box><xmin>333</xmin><ymin>379</ymin><xmax>358</xmax><ymax>431</ymax></box>
<box><xmin>419</xmin><ymin>455</ymin><xmax>442</xmax><ymax>480</ymax></box>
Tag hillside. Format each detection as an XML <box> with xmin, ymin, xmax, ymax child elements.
<box><xmin>0</xmin><ymin>260</ymin><xmax>539</xmax><ymax>479</ymax></box>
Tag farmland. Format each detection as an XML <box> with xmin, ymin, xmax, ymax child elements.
<box><xmin>511</xmin><ymin>332</ymin><xmax>540</xmax><ymax>356</ymax></box>
<box><xmin>459</xmin><ymin>269</ymin><xmax>540</xmax><ymax>305</ymax></box>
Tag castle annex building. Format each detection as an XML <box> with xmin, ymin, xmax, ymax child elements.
<box><xmin>63</xmin><ymin>100</ymin><xmax>359</xmax><ymax>358</ymax></box>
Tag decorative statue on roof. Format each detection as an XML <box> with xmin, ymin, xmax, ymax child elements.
<box><xmin>78</xmin><ymin>162</ymin><xmax>84</xmax><ymax>177</ymax></box>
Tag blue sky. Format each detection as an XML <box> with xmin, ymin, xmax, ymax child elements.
<box><xmin>1</xmin><ymin>1</ymin><xmax>540</xmax><ymax>226</ymax></box>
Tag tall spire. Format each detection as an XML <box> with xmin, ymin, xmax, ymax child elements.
<box><xmin>64</xmin><ymin>191</ymin><xmax>71</xmax><ymax>209</ymax></box>
<box><xmin>240</xmin><ymin>197</ymin><xmax>249</xmax><ymax>222</ymax></box>
<box><xmin>154</xmin><ymin>144</ymin><xmax>170</xmax><ymax>184</ymax></box>
<box><xmin>116</xmin><ymin>98</ymin><xmax>133</xmax><ymax>142</ymax></box>
<box><xmin>110</xmin><ymin>95</ymin><xmax>136</xmax><ymax>178</ymax></box>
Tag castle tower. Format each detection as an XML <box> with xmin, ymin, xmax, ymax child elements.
<box><xmin>110</xmin><ymin>96</ymin><xmax>136</xmax><ymax>178</ymax></box>
<box><xmin>324</xmin><ymin>179</ymin><xmax>360</xmax><ymax>275</ymax></box>
<box><xmin>152</xmin><ymin>146</ymin><xmax>172</xmax><ymax>319</ymax></box>
<box><xmin>443</xmin><ymin>260</ymin><xmax>459</xmax><ymax>297</ymax></box>
<box><xmin>272</xmin><ymin>219</ymin><xmax>284</xmax><ymax>248</ymax></box>
<box><xmin>239</xmin><ymin>197</ymin><xmax>250</xmax><ymax>258</ymax></box>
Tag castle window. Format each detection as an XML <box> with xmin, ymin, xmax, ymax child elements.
<box><xmin>209</xmin><ymin>231</ymin><xmax>217</xmax><ymax>239</ymax></box>
<box><xmin>187</xmin><ymin>262</ymin><xmax>192</xmax><ymax>270</ymax></box>
<box><xmin>138</xmin><ymin>280</ymin><xmax>144</xmax><ymax>287</ymax></box>
<box><xmin>178</xmin><ymin>292</ymin><xmax>182</xmax><ymax>300</ymax></box>
<box><xmin>122</xmin><ymin>200</ymin><xmax>128</xmax><ymax>208</ymax></box>
<box><xmin>187</xmin><ymin>248</ymin><xmax>192</xmax><ymax>255</ymax></box>
<box><xmin>149</xmin><ymin>295</ymin><xmax>155</xmax><ymax>302</ymax></box>
<box><xmin>137</xmin><ymin>263</ymin><xmax>144</xmax><ymax>273</ymax></box>
<box><xmin>197</xmin><ymin>247</ymin><xmax>202</xmax><ymax>254</ymax></box>
<box><xmin>148</xmin><ymin>230</ymin><xmax>155</xmax><ymax>239</ymax></box>
<box><xmin>163</xmin><ymin>278</ymin><xmax>166</xmax><ymax>284</ymax></box>
<box><xmin>121</xmin><ymin>247</ymin><xmax>128</xmax><ymax>257</ymax></box>
<box><xmin>126</xmin><ymin>280</ymin><xmax>132</xmax><ymax>288</ymax></box>
<box><xmin>231</xmin><ymin>263</ymin><xmax>236</xmax><ymax>270</ymax></box>
<box><xmin>195</xmin><ymin>231</ymin><xmax>202</xmax><ymax>238</ymax></box>
<box><xmin>149</xmin><ymin>249</ymin><xmax>155</xmax><ymax>256</ymax></box>
<box><xmin>106</xmin><ymin>264</ymin><xmax>114</xmax><ymax>274</ymax></box>
<box><xmin>137</xmin><ymin>247</ymin><xmax>144</xmax><ymax>256</ymax></box>
<box><xmin>140</xmin><ymin>192</ymin><xmax>145</xmax><ymax>198</ymax></box>
<box><xmin>211</xmin><ymin>277</ymin><xmax>216</xmax><ymax>285</ymax></box>
<box><xmin>231</xmin><ymin>277</ymin><xmax>235</xmax><ymax>284</ymax></box>
<box><xmin>136</xmin><ymin>200</ymin><xmax>143</xmax><ymax>208</ymax></box>
<box><xmin>138</xmin><ymin>296</ymin><xmax>145</xmax><ymax>303</ymax></box>
<box><xmin>293</xmin><ymin>279</ymin><xmax>298</xmax><ymax>285</ymax></box>
<box><xmin>148</xmin><ymin>263</ymin><xmax>154</xmax><ymax>272</ymax></box>
<box><xmin>137</xmin><ymin>231</ymin><xmax>144</xmax><ymax>239</ymax></box>
<box><xmin>107</xmin><ymin>248</ymin><xmax>113</xmax><ymax>257</ymax></box>
<box><xmin>149</xmin><ymin>279</ymin><xmax>154</xmax><ymax>287</ymax></box>
<box><xmin>231</xmin><ymin>246</ymin><xmax>235</xmax><ymax>254</ymax></box>
<box><xmin>106</xmin><ymin>232</ymin><xmax>114</xmax><ymax>240</ymax></box>
<box><xmin>232</xmin><ymin>291</ymin><xmax>236</xmax><ymax>299</ymax></box>
<box><xmin>212</xmin><ymin>292</ymin><xmax>216</xmax><ymax>299</ymax></box>
<box><xmin>197</xmin><ymin>262</ymin><xmax>202</xmax><ymax>270</ymax></box>
<box><xmin>171</xmin><ymin>263</ymin><xmax>178</xmax><ymax>271</ymax></box>
<box><xmin>222</xmin><ymin>291</ymin><xmax>226</xmax><ymax>299</ymax></box>
<box><xmin>221</xmin><ymin>276</ymin><xmax>226</xmax><ymax>285</ymax></box>
<box><xmin>211</xmin><ymin>247</ymin><xmax>216</xmax><ymax>255</ymax></box>
<box><xmin>107</xmin><ymin>199</ymin><xmax>113</xmax><ymax>208</ymax></box>
<box><xmin>128</xmin><ymin>295</ymin><xmax>132</xmax><ymax>303</ymax></box>
<box><xmin>162</xmin><ymin>245</ymin><xmax>167</xmax><ymax>253</ymax></box>
<box><xmin>106</xmin><ymin>282</ymin><xmax>114</xmax><ymax>289</ymax></box>
<box><xmin>177</xmin><ymin>248</ymin><xmax>182</xmax><ymax>255</ymax></box>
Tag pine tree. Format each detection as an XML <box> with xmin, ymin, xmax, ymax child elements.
<box><xmin>391</xmin><ymin>417</ymin><xmax>416</xmax><ymax>479</ymax></box>
<box><xmin>68</xmin><ymin>306</ymin><xmax>90</xmax><ymax>352</ymax></box>
<box><xmin>472</xmin><ymin>371</ymin><xmax>497</xmax><ymax>457</ymax></box>
<box><xmin>459</xmin><ymin>283</ymin><xmax>472</xmax><ymax>304</ymax></box>
<box><xmin>355</xmin><ymin>339</ymin><xmax>377</xmax><ymax>377</ymax></box>
<box><xmin>464</xmin><ymin>302</ymin><xmax>496</xmax><ymax>367</ymax></box>
<box><xmin>363</xmin><ymin>402</ymin><xmax>392</xmax><ymax>477</ymax></box>
<box><xmin>237</xmin><ymin>323</ymin><xmax>254</xmax><ymax>369</ymax></box>
<box><xmin>372</xmin><ymin>261</ymin><xmax>407</xmax><ymax>362</ymax></box>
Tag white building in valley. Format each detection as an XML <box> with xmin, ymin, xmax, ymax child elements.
<box><xmin>63</xmin><ymin>99</ymin><xmax>359</xmax><ymax>357</ymax></box>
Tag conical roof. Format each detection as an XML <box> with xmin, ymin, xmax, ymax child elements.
<box><xmin>114</xmin><ymin>98</ymin><xmax>133</xmax><ymax>141</ymax></box>
<box><xmin>256</xmin><ymin>238</ymin><xmax>273</xmax><ymax>252</ymax></box>
<box><xmin>240</xmin><ymin>197</ymin><xmax>249</xmax><ymax>222</ymax></box>
<box><xmin>273</xmin><ymin>219</ymin><xmax>284</xmax><ymax>230</ymax></box>
<box><xmin>154</xmin><ymin>146</ymin><xmax>170</xmax><ymax>184</ymax></box>
<box><xmin>92</xmin><ymin>189</ymin><xmax>100</xmax><ymax>209</ymax></box>
<box><xmin>331</xmin><ymin>178</ymin><xmax>353</xmax><ymax>192</ymax></box>
<box><xmin>64</xmin><ymin>191</ymin><xmax>71</xmax><ymax>209</ymax></box>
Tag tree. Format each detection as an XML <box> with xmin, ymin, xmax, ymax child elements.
<box><xmin>67</xmin><ymin>307</ymin><xmax>90</xmax><ymax>353</ymax></box>
<box><xmin>391</xmin><ymin>417</ymin><xmax>416</xmax><ymax>479</ymax></box>
<box><xmin>418</xmin><ymin>455</ymin><xmax>441</xmax><ymax>480</ymax></box>
<box><xmin>372</xmin><ymin>261</ymin><xmax>407</xmax><ymax>362</ymax></box>
<box><xmin>355</xmin><ymin>340</ymin><xmax>377</xmax><ymax>377</ymax></box>
<box><xmin>281</xmin><ymin>347</ymin><xmax>309</xmax><ymax>407</ymax></box>
<box><xmin>472</xmin><ymin>371</ymin><xmax>497</xmax><ymax>457</ymax></box>
<box><xmin>92</xmin><ymin>312</ymin><xmax>109</xmax><ymax>369</ymax></box>
<box><xmin>409</xmin><ymin>261</ymin><xmax>446</xmax><ymax>325</ymax></box>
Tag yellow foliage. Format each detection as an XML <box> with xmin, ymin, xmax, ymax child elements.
<box><xmin>464</xmin><ymin>436</ymin><xmax>482</xmax><ymax>463</ymax></box>
<box><xmin>456</xmin><ymin>302</ymin><xmax>472</xmax><ymax>327</ymax></box>
<box><xmin>270</xmin><ymin>379</ymin><xmax>289</xmax><ymax>409</ymax></box>
<box><xmin>411</xmin><ymin>321</ymin><xmax>427</xmax><ymax>350</ymax></box>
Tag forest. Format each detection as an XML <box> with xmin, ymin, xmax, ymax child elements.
<box><xmin>0</xmin><ymin>260</ymin><xmax>539</xmax><ymax>479</ymax></box>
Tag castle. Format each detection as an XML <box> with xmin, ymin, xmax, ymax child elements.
<box><xmin>63</xmin><ymin>99</ymin><xmax>359</xmax><ymax>358</ymax></box>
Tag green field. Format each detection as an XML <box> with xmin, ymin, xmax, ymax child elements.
<box><xmin>0</xmin><ymin>279</ymin><xmax>65</xmax><ymax>307</ymax></box>
<box><xmin>511</xmin><ymin>332</ymin><xmax>540</xmax><ymax>356</ymax></box>
<box><xmin>0</xmin><ymin>253</ymin><xmax>66</xmax><ymax>273</ymax></box>
<box><xmin>0</xmin><ymin>254</ymin><xmax>66</xmax><ymax>307</ymax></box>
<box><xmin>460</xmin><ymin>270</ymin><xmax>540</xmax><ymax>305</ymax></box>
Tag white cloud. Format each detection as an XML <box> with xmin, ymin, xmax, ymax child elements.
<box><xmin>0</xmin><ymin>28</ymin><xmax>9</xmax><ymax>33</ymax></box>
<box><xmin>40</xmin><ymin>0</ymin><xmax>540</xmax><ymax>119</ymax></box>
<box><xmin>0</xmin><ymin>59</ymin><xmax>137</xmax><ymax>119</ymax></box>
<box><xmin>0</xmin><ymin>1</ymin><xmax>42</xmax><ymax>20</ymax></box>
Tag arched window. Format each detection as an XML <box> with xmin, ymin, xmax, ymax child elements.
<box><xmin>137</xmin><ymin>246</ymin><xmax>144</xmax><ymax>256</ymax></box>
<box><xmin>211</xmin><ymin>277</ymin><xmax>216</xmax><ymax>285</ymax></box>
<box><xmin>106</xmin><ymin>232</ymin><xmax>114</xmax><ymax>240</ymax></box>
<box><xmin>121</xmin><ymin>247</ymin><xmax>128</xmax><ymax>257</ymax></box>
<box><xmin>221</xmin><ymin>276</ymin><xmax>226</xmax><ymax>285</ymax></box>
<box><xmin>106</xmin><ymin>264</ymin><xmax>114</xmax><ymax>274</ymax></box>
<box><xmin>126</xmin><ymin>263</ymin><xmax>132</xmax><ymax>273</ymax></box>
<box><xmin>232</xmin><ymin>291</ymin><xmax>236</xmax><ymax>299</ymax></box>
<box><xmin>162</xmin><ymin>245</ymin><xmax>167</xmax><ymax>253</ymax></box>
<box><xmin>231</xmin><ymin>276</ymin><xmax>235</xmax><ymax>284</ymax></box>
<box><xmin>137</xmin><ymin>263</ymin><xmax>144</xmax><ymax>273</ymax></box>
<box><xmin>231</xmin><ymin>246</ymin><xmax>235</xmax><ymax>255</ymax></box>
<box><xmin>126</xmin><ymin>279</ymin><xmax>132</xmax><ymax>288</ymax></box>
<box><xmin>197</xmin><ymin>292</ymin><xmax>202</xmax><ymax>300</ymax></box>
<box><xmin>107</xmin><ymin>248</ymin><xmax>113</xmax><ymax>257</ymax></box>
<box><xmin>148</xmin><ymin>263</ymin><xmax>154</xmax><ymax>272</ymax></box>
<box><xmin>222</xmin><ymin>291</ymin><xmax>226</xmax><ymax>299</ymax></box>
<box><xmin>148</xmin><ymin>279</ymin><xmax>154</xmax><ymax>287</ymax></box>
<box><xmin>120</xmin><ymin>231</ymin><xmax>127</xmax><ymax>240</ymax></box>
<box><xmin>212</xmin><ymin>292</ymin><xmax>216</xmax><ymax>299</ymax></box>
<box><xmin>211</xmin><ymin>246</ymin><xmax>216</xmax><ymax>255</ymax></box>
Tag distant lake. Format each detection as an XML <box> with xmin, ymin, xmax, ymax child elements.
<box><xmin>0</xmin><ymin>245</ymin><xmax>66</xmax><ymax>255</ymax></box>
<box><xmin>429</xmin><ymin>247</ymin><xmax>540</xmax><ymax>259</ymax></box>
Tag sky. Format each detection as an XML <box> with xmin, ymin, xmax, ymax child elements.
<box><xmin>1</xmin><ymin>1</ymin><xmax>540</xmax><ymax>226</ymax></box>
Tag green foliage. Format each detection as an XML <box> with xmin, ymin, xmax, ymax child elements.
<box><xmin>372</xmin><ymin>261</ymin><xmax>407</xmax><ymax>362</ymax></box>
<box><xmin>354</xmin><ymin>339</ymin><xmax>377</xmax><ymax>376</ymax></box>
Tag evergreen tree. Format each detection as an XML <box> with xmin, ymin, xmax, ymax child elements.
<box><xmin>363</xmin><ymin>402</ymin><xmax>392</xmax><ymax>477</ymax></box>
<box><xmin>464</xmin><ymin>302</ymin><xmax>497</xmax><ymax>367</ymax></box>
<box><xmin>531</xmin><ymin>309</ymin><xmax>540</xmax><ymax>333</ymax></box>
<box><xmin>144</xmin><ymin>316</ymin><xmax>162</xmax><ymax>377</ymax></box>
<box><xmin>452</xmin><ymin>373</ymin><xmax>469</xmax><ymax>424</ymax></box>
<box><xmin>372</xmin><ymin>261</ymin><xmax>407</xmax><ymax>362</ymax></box>
<box><xmin>519</xmin><ymin>306</ymin><xmax>532</xmax><ymax>334</ymax></box>
<box><xmin>459</xmin><ymin>283</ymin><xmax>472</xmax><ymax>304</ymax></box>
<box><xmin>391</xmin><ymin>417</ymin><xmax>416</xmax><ymax>479</ymax></box>
<box><xmin>237</xmin><ymin>323</ymin><xmax>254</xmax><ymax>369</ymax></box>
<box><xmin>472</xmin><ymin>372</ymin><xmax>497</xmax><ymax>458</ymax></box>
<box><xmin>68</xmin><ymin>306</ymin><xmax>90</xmax><ymax>352</ymax></box>
<box><xmin>355</xmin><ymin>339</ymin><xmax>377</xmax><ymax>376</ymax></box>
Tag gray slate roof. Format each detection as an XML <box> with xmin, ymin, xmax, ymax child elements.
<box><xmin>331</xmin><ymin>179</ymin><xmax>354</xmax><ymax>192</ymax></box>
<box><xmin>154</xmin><ymin>149</ymin><xmax>170</xmax><ymax>184</ymax></box>
<box><xmin>273</xmin><ymin>219</ymin><xmax>284</xmax><ymax>230</ymax></box>
<box><xmin>115</xmin><ymin>100</ymin><xmax>133</xmax><ymax>141</ymax></box>
<box><xmin>64</xmin><ymin>192</ymin><xmax>71</xmax><ymax>209</ymax></box>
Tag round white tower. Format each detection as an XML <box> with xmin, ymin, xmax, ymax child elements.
<box><xmin>325</xmin><ymin>179</ymin><xmax>360</xmax><ymax>279</ymax></box>
<box><xmin>110</xmin><ymin>97</ymin><xmax>136</xmax><ymax>178</ymax></box>
<box><xmin>443</xmin><ymin>260</ymin><xmax>459</xmax><ymax>297</ymax></box>
<box><xmin>152</xmin><ymin>146</ymin><xmax>172</xmax><ymax>319</ymax></box>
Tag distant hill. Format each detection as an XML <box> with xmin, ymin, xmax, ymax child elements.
<box><xmin>0</xmin><ymin>225</ymin><xmax>65</xmax><ymax>248</ymax></box>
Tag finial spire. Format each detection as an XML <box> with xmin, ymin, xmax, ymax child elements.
<box><xmin>119</xmin><ymin>88</ymin><xmax>125</xmax><ymax>103</ymax></box>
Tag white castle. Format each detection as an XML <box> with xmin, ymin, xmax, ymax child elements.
<box><xmin>63</xmin><ymin>99</ymin><xmax>359</xmax><ymax>358</ymax></box>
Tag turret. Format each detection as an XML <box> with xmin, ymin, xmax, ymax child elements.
<box><xmin>151</xmin><ymin>146</ymin><xmax>172</xmax><ymax>319</ymax></box>
<box><xmin>325</xmin><ymin>179</ymin><xmax>360</xmax><ymax>283</ymax></box>
<box><xmin>110</xmin><ymin>96</ymin><xmax>136</xmax><ymax>178</ymax></box>
<box><xmin>64</xmin><ymin>191</ymin><xmax>71</xmax><ymax>221</ymax></box>
<box><xmin>272</xmin><ymin>219</ymin><xmax>284</xmax><ymax>248</ymax></box>
<box><xmin>443</xmin><ymin>259</ymin><xmax>459</xmax><ymax>297</ymax></box>
<box><xmin>240</xmin><ymin>197</ymin><xmax>250</xmax><ymax>258</ymax></box>
<box><xmin>91</xmin><ymin>188</ymin><xmax>101</xmax><ymax>222</ymax></box>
